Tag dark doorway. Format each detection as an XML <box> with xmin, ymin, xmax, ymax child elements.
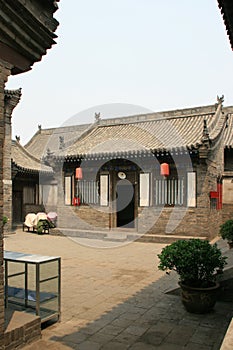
<box><xmin>116</xmin><ymin>180</ymin><xmax>135</xmax><ymax>228</ymax></box>
<box><xmin>13</xmin><ymin>191</ymin><xmax>22</xmax><ymax>223</ymax></box>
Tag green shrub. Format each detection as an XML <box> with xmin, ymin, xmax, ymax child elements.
<box><xmin>158</xmin><ymin>239</ymin><xmax>227</xmax><ymax>288</ymax></box>
<box><xmin>3</xmin><ymin>216</ymin><xmax>8</xmax><ymax>226</ymax></box>
<box><xmin>219</xmin><ymin>220</ymin><xmax>233</xmax><ymax>242</ymax></box>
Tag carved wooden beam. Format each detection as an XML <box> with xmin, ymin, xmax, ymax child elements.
<box><xmin>0</xmin><ymin>0</ymin><xmax>59</xmax><ymax>74</ymax></box>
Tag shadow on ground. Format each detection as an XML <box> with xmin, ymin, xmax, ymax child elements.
<box><xmin>46</xmin><ymin>272</ymin><xmax>233</xmax><ymax>350</ymax></box>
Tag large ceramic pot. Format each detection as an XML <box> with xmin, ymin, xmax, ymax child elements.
<box><xmin>179</xmin><ymin>282</ymin><xmax>220</xmax><ymax>314</ymax></box>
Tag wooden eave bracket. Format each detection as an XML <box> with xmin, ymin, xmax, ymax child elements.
<box><xmin>0</xmin><ymin>0</ymin><xmax>58</xmax><ymax>73</ymax></box>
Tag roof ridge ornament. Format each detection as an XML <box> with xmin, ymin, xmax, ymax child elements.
<box><xmin>201</xmin><ymin>119</ymin><xmax>209</xmax><ymax>143</ymax></box>
<box><xmin>44</xmin><ymin>148</ymin><xmax>56</xmax><ymax>168</ymax></box>
<box><xmin>217</xmin><ymin>95</ymin><xmax>224</xmax><ymax>104</ymax></box>
<box><xmin>215</xmin><ymin>95</ymin><xmax>224</xmax><ymax>110</ymax></box>
<box><xmin>94</xmin><ymin>112</ymin><xmax>101</xmax><ymax>124</ymax></box>
<box><xmin>199</xmin><ymin>119</ymin><xmax>210</xmax><ymax>160</ymax></box>
<box><xmin>46</xmin><ymin>148</ymin><xmax>54</xmax><ymax>158</ymax></box>
<box><xmin>59</xmin><ymin>136</ymin><xmax>65</xmax><ymax>150</ymax></box>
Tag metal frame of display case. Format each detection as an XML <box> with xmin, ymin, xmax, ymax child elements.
<box><xmin>4</xmin><ymin>251</ymin><xmax>61</xmax><ymax>323</ymax></box>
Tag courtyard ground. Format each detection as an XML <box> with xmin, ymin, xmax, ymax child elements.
<box><xmin>4</xmin><ymin>229</ymin><xmax>233</xmax><ymax>350</ymax></box>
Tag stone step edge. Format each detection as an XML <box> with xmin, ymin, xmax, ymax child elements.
<box><xmin>54</xmin><ymin>228</ymin><xmax>207</xmax><ymax>243</ymax></box>
<box><xmin>57</xmin><ymin>227</ymin><xmax>207</xmax><ymax>239</ymax></box>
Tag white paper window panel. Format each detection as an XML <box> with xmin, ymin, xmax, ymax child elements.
<box><xmin>64</xmin><ymin>177</ymin><xmax>72</xmax><ymax>205</ymax></box>
<box><xmin>187</xmin><ymin>172</ymin><xmax>196</xmax><ymax>207</ymax></box>
<box><xmin>140</xmin><ymin>173</ymin><xmax>150</xmax><ymax>206</ymax></box>
<box><xmin>100</xmin><ymin>175</ymin><xmax>109</xmax><ymax>206</ymax></box>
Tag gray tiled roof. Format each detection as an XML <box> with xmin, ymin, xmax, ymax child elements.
<box><xmin>65</xmin><ymin>104</ymin><xmax>232</xmax><ymax>157</ymax></box>
<box><xmin>24</xmin><ymin>102</ymin><xmax>233</xmax><ymax>160</ymax></box>
<box><xmin>25</xmin><ymin>124</ymin><xmax>91</xmax><ymax>159</ymax></box>
<box><xmin>224</xmin><ymin>109</ymin><xmax>233</xmax><ymax>147</ymax></box>
<box><xmin>12</xmin><ymin>141</ymin><xmax>52</xmax><ymax>173</ymax></box>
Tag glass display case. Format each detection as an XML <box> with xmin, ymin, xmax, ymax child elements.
<box><xmin>4</xmin><ymin>251</ymin><xmax>61</xmax><ymax>323</ymax></box>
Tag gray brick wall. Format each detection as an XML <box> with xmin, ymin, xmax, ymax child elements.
<box><xmin>3</xmin><ymin>89</ymin><xmax>21</xmax><ymax>232</ymax></box>
<box><xmin>56</xmin><ymin>150</ymin><xmax>225</xmax><ymax>240</ymax></box>
<box><xmin>0</xmin><ymin>59</ymin><xmax>11</xmax><ymax>350</ymax></box>
<box><xmin>4</xmin><ymin>315</ymin><xmax>41</xmax><ymax>350</ymax></box>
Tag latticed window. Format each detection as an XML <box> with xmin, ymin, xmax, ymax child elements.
<box><xmin>154</xmin><ymin>177</ymin><xmax>185</xmax><ymax>206</ymax></box>
<box><xmin>77</xmin><ymin>180</ymin><xmax>99</xmax><ymax>204</ymax></box>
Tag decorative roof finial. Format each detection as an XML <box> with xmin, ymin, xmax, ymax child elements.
<box><xmin>217</xmin><ymin>95</ymin><xmax>224</xmax><ymax>104</ymax></box>
<box><xmin>201</xmin><ymin>119</ymin><xmax>209</xmax><ymax>142</ymax></box>
<box><xmin>95</xmin><ymin>112</ymin><xmax>101</xmax><ymax>123</ymax></box>
<box><xmin>59</xmin><ymin>136</ymin><xmax>65</xmax><ymax>150</ymax></box>
<box><xmin>15</xmin><ymin>135</ymin><xmax>20</xmax><ymax>142</ymax></box>
<box><xmin>44</xmin><ymin>148</ymin><xmax>55</xmax><ymax>167</ymax></box>
<box><xmin>38</xmin><ymin>124</ymin><xmax>42</xmax><ymax>131</ymax></box>
<box><xmin>46</xmin><ymin>148</ymin><xmax>54</xmax><ymax>157</ymax></box>
<box><xmin>199</xmin><ymin>119</ymin><xmax>210</xmax><ymax>160</ymax></box>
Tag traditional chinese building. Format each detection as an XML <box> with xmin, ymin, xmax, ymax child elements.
<box><xmin>23</xmin><ymin>97</ymin><xmax>233</xmax><ymax>242</ymax></box>
<box><xmin>11</xmin><ymin>139</ymin><xmax>53</xmax><ymax>223</ymax></box>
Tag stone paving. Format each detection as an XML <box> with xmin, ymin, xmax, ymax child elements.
<box><xmin>4</xmin><ymin>230</ymin><xmax>233</xmax><ymax>350</ymax></box>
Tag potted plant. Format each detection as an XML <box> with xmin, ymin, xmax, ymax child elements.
<box><xmin>219</xmin><ymin>219</ymin><xmax>233</xmax><ymax>248</ymax></box>
<box><xmin>158</xmin><ymin>239</ymin><xmax>227</xmax><ymax>313</ymax></box>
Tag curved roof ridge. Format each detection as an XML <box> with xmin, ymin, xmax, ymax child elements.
<box><xmin>13</xmin><ymin>140</ymin><xmax>44</xmax><ymax>163</ymax></box>
<box><xmin>12</xmin><ymin>140</ymin><xmax>52</xmax><ymax>173</ymax></box>
<box><xmin>204</xmin><ymin>99</ymin><xmax>229</xmax><ymax>144</ymax></box>
<box><xmin>12</xmin><ymin>140</ymin><xmax>46</xmax><ymax>163</ymax></box>
<box><xmin>223</xmin><ymin>112</ymin><xmax>233</xmax><ymax>147</ymax></box>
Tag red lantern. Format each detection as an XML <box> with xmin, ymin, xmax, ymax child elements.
<box><xmin>160</xmin><ymin>163</ymin><xmax>169</xmax><ymax>176</ymax></box>
<box><xmin>75</xmin><ymin>167</ymin><xmax>83</xmax><ymax>179</ymax></box>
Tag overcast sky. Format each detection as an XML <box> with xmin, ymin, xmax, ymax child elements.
<box><xmin>6</xmin><ymin>1</ymin><xmax>233</xmax><ymax>145</ymax></box>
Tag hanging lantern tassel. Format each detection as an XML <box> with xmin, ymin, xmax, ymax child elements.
<box><xmin>160</xmin><ymin>163</ymin><xmax>169</xmax><ymax>176</ymax></box>
<box><xmin>75</xmin><ymin>167</ymin><xmax>83</xmax><ymax>180</ymax></box>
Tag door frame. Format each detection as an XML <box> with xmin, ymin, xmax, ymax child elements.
<box><xmin>110</xmin><ymin>170</ymin><xmax>138</xmax><ymax>230</ymax></box>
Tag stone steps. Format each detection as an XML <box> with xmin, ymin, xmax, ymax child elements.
<box><xmin>14</xmin><ymin>222</ymin><xmax>208</xmax><ymax>244</ymax></box>
<box><xmin>55</xmin><ymin>227</ymin><xmax>207</xmax><ymax>244</ymax></box>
